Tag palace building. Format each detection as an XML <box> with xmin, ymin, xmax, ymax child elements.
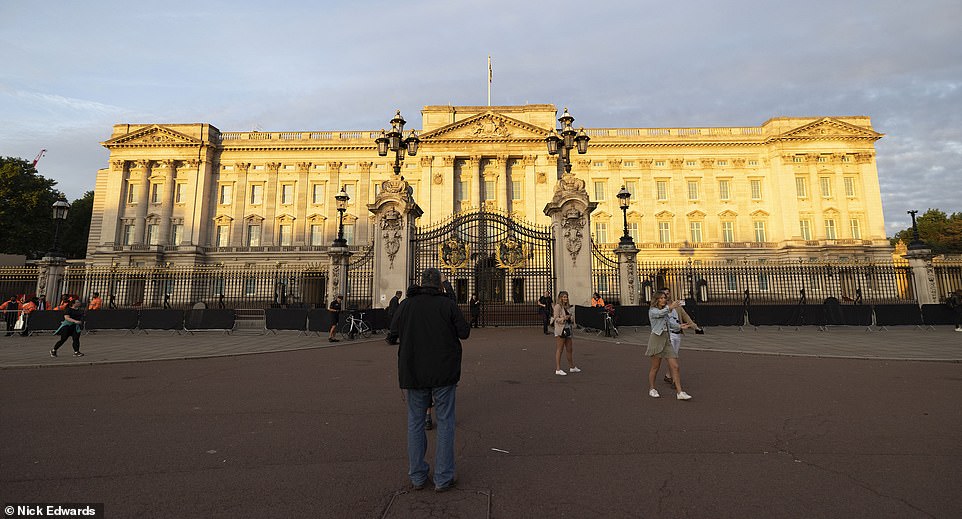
<box><xmin>86</xmin><ymin>104</ymin><xmax>891</xmax><ymax>267</ymax></box>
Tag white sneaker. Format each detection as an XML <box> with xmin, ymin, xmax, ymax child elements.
<box><xmin>569</xmin><ymin>367</ymin><xmax>581</xmax><ymax>373</ymax></box>
<box><xmin>955</xmin><ymin>328</ymin><xmax>962</xmax><ymax>332</ymax></box>
<box><xmin>555</xmin><ymin>370</ymin><xmax>567</xmax><ymax>376</ymax></box>
<box><xmin>676</xmin><ymin>391</ymin><xmax>692</xmax><ymax>401</ymax></box>
<box><xmin>648</xmin><ymin>389</ymin><xmax>660</xmax><ymax>398</ymax></box>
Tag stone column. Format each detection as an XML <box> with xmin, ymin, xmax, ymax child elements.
<box><xmin>263</xmin><ymin>162</ymin><xmax>281</xmax><ymax>245</ymax></box>
<box><xmin>156</xmin><ymin>159</ymin><xmax>176</xmax><ymax>246</ymax></box>
<box><xmin>616</xmin><ymin>244</ymin><xmax>640</xmax><ymax>306</ymax></box>
<box><xmin>101</xmin><ymin>160</ymin><xmax>127</xmax><ymax>247</ymax></box>
<box><xmin>327</xmin><ymin>162</ymin><xmax>343</xmax><ymax>244</ymax></box>
<box><xmin>36</xmin><ymin>256</ymin><xmax>67</xmax><ymax>305</ymax></box>
<box><xmin>903</xmin><ymin>248</ymin><xmax>940</xmax><ymax>305</ymax></box>
<box><xmin>357</xmin><ymin>162</ymin><xmax>373</xmax><ymax>244</ymax></box>
<box><xmin>543</xmin><ymin>174</ymin><xmax>597</xmax><ymax>306</ymax></box>
<box><xmin>369</xmin><ymin>176</ymin><xmax>423</xmax><ymax>308</ymax></box>
<box><xmin>131</xmin><ymin>160</ymin><xmax>152</xmax><ymax>244</ymax></box>
<box><xmin>230</xmin><ymin>163</ymin><xmax>250</xmax><ymax>246</ymax></box>
<box><xmin>440</xmin><ymin>156</ymin><xmax>455</xmax><ymax>216</ymax></box>
<box><xmin>469</xmin><ymin>156</ymin><xmax>481</xmax><ymax>209</ymax></box>
<box><xmin>498</xmin><ymin>155</ymin><xmax>509</xmax><ymax>212</ymax></box>
<box><xmin>294</xmin><ymin>162</ymin><xmax>312</xmax><ymax>245</ymax></box>
<box><xmin>175</xmin><ymin>159</ymin><xmax>199</xmax><ymax>245</ymax></box>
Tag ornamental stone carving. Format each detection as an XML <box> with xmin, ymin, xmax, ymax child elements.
<box><xmin>266</xmin><ymin>162</ymin><xmax>281</xmax><ymax>173</ymax></box>
<box><xmin>522</xmin><ymin>155</ymin><xmax>537</xmax><ymax>167</ymax></box>
<box><xmin>626</xmin><ymin>256</ymin><xmax>637</xmax><ymax>305</ymax></box>
<box><xmin>732</xmin><ymin>158</ymin><xmax>746</xmax><ymax>168</ymax></box>
<box><xmin>235</xmin><ymin>162</ymin><xmax>251</xmax><ymax>173</ymax></box>
<box><xmin>638</xmin><ymin>159</ymin><xmax>654</xmax><ymax>169</ymax></box>
<box><xmin>700</xmin><ymin>158</ymin><xmax>715</xmax><ymax>169</ymax></box>
<box><xmin>296</xmin><ymin>162</ymin><xmax>312</xmax><ymax>174</ymax></box>
<box><xmin>177</xmin><ymin>159</ymin><xmax>199</xmax><ymax>170</ymax></box>
<box><xmin>561</xmin><ymin>208</ymin><xmax>586</xmax><ymax>264</ymax></box>
<box><xmin>111</xmin><ymin>160</ymin><xmax>126</xmax><ymax>171</ymax></box>
<box><xmin>669</xmin><ymin>158</ymin><xmax>684</xmax><ymax>168</ymax></box>
<box><xmin>358</xmin><ymin>161</ymin><xmax>373</xmax><ymax>174</ymax></box>
<box><xmin>433</xmin><ymin>172</ymin><xmax>444</xmax><ymax>185</ymax></box>
<box><xmin>472</xmin><ymin>118</ymin><xmax>510</xmax><ymax>138</ymax></box>
<box><xmin>536</xmin><ymin>171</ymin><xmax>547</xmax><ymax>184</ymax></box>
<box><xmin>420</xmin><ymin>156</ymin><xmax>434</xmax><ymax>167</ymax></box>
<box><xmin>442</xmin><ymin>156</ymin><xmax>455</xmax><ymax>167</ymax></box>
<box><xmin>380</xmin><ymin>206</ymin><xmax>403</xmax><ymax>268</ymax></box>
<box><xmin>550</xmin><ymin>174</ymin><xmax>587</xmax><ymax>205</ymax></box>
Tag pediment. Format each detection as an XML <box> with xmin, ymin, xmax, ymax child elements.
<box><xmin>686</xmin><ymin>210</ymin><xmax>706</xmax><ymax>219</ymax></box>
<box><xmin>655</xmin><ymin>210</ymin><xmax>674</xmax><ymax>219</ymax></box>
<box><xmin>213</xmin><ymin>214</ymin><xmax>233</xmax><ymax>223</ymax></box>
<box><xmin>307</xmin><ymin>213</ymin><xmax>328</xmax><ymax>222</ymax></box>
<box><xmin>593</xmin><ymin>211</ymin><xmax>613</xmax><ymax>219</ymax></box>
<box><xmin>420</xmin><ymin>112</ymin><xmax>551</xmax><ymax>141</ymax></box>
<box><xmin>245</xmin><ymin>214</ymin><xmax>265</xmax><ymax>222</ymax></box>
<box><xmin>750</xmin><ymin>210</ymin><xmax>770</xmax><ymax>218</ymax></box>
<box><xmin>275</xmin><ymin>213</ymin><xmax>296</xmax><ymax>222</ymax></box>
<box><xmin>777</xmin><ymin>118</ymin><xmax>882</xmax><ymax>141</ymax></box>
<box><xmin>103</xmin><ymin>125</ymin><xmax>203</xmax><ymax>147</ymax></box>
<box><xmin>718</xmin><ymin>210</ymin><xmax>738</xmax><ymax>218</ymax></box>
<box><xmin>627</xmin><ymin>210</ymin><xmax>643</xmax><ymax>218</ymax></box>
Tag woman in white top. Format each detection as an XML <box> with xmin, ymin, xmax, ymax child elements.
<box><xmin>646</xmin><ymin>293</ymin><xmax>692</xmax><ymax>400</ymax></box>
<box><xmin>552</xmin><ymin>291</ymin><xmax>581</xmax><ymax>376</ymax></box>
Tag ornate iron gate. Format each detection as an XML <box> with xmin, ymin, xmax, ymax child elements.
<box><xmin>410</xmin><ymin>209</ymin><xmax>555</xmax><ymax>326</ymax></box>
<box><xmin>345</xmin><ymin>244</ymin><xmax>375</xmax><ymax>309</ymax></box>
<box><xmin>590</xmin><ymin>241</ymin><xmax>621</xmax><ymax>304</ymax></box>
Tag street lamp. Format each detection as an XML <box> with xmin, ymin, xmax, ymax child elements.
<box><xmin>907</xmin><ymin>210</ymin><xmax>925</xmax><ymax>250</ymax></box>
<box><xmin>50</xmin><ymin>199</ymin><xmax>70</xmax><ymax>256</ymax></box>
<box><xmin>333</xmin><ymin>187</ymin><xmax>350</xmax><ymax>247</ymax></box>
<box><xmin>616</xmin><ymin>186</ymin><xmax>634</xmax><ymax>247</ymax></box>
<box><xmin>545</xmin><ymin>107</ymin><xmax>589</xmax><ymax>177</ymax></box>
<box><xmin>375</xmin><ymin>110</ymin><xmax>420</xmax><ymax>177</ymax></box>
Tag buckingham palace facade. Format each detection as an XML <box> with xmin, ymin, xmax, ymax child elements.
<box><xmin>86</xmin><ymin>103</ymin><xmax>891</xmax><ymax>267</ymax></box>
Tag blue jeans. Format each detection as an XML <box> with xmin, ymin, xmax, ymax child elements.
<box><xmin>406</xmin><ymin>385</ymin><xmax>456</xmax><ymax>488</ymax></box>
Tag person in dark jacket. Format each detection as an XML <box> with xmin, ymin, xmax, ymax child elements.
<box><xmin>469</xmin><ymin>294</ymin><xmax>481</xmax><ymax>328</ymax></box>
<box><xmin>51</xmin><ymin>299</ymin><xmax>84</xmax><ymax>357</ymax></box>
<box><xmin>387</xmin><ymin>290</ymin><xmax>402</xmax><ymax>324</ymax></box>
<box><xmin>388</xmin><ymin>268</ymin><xmax>470</xmax><ymax>493</ymax></box>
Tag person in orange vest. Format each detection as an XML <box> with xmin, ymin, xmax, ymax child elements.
<box><xmin>1</xmin><ymin>296</ymin><xmax>19</xmax><ymax>336</ymax></box>
<box><xmin>88</xmin><ymin>292</ymin><xmax>103</xmax><ymax>311</ymax></box>
<box><xmin>53</xmin><ymin>295</ymin><xmax>70</xmax><ymax>311</ymax></box>
<box><xmin>590</xmin><ymin>292</ymin><xmax>605</xmax><ymax>307</ymax></box>
<box><xmin>19</xmin><ymin>297</ymin><xmax>38</xmax><ymax>336</ymax></box>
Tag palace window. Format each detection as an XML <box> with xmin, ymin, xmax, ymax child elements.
<box><xmin>820</xmin><ymin>177</ymin><xmax>832</xmax><ymax>198</ymax></box>
<box><xmin>844</xmin><ymin>177</ymin><xmax>857</xmax><ymax>197</ymax></box>
<box><xmin>750</xmin><ymin>180</ymin><xmax>763</xmax><ymax>200</ymax></box>
<box><xmin>796</xmin><ymin>177</ymin><xmax>808</xmax><ymax>198</ymax></box>
<box><xmin>753</xmin><ymin>221</ymin><xmax>767</xmax><ymax>242</ymax></box>
<box><xmin>687</xmin><ymin>181</ymin><xmax>699</xmax><ymax>201</ymax></box>
<box><xmin>150</xmin><ymin>183</ymin><xmax>161</xmax><ymax>204</ymax></box>
<box><xmin>593</xmin><ymin>181</ymin><xmax>606</xmax><ymax>201</ymax></box>
<box><xmin>343</xmin><ymin>223</ymin><xmax>355</xmax><ymax>245</ymax></box>
<box><xmin>244</xmin><ymin>278</ymin><xmax>257</xmax><ymax>296</ymax></box>
<box><xmin>793</xmin><ymin>156</ymin><xmax>804</xmax><ymax>163</ymax></box>
<box><xmin>175</xmin><ymin>183</ymin><xmax>186</xmax><ymax>204</ymax></box>
<box><xmin>689</xmin><ymin>221</ymin><xmax>703</xmax><ymax>243</ymax></box>
<box><xmin>624</xmin><ymin>181</ymin><xmax>638</xmax><ymax>200</ymax></box>
<box><xmin>800</xmin><ymin>220</ymin><xmax>812</xmax><ymax>240</ymax></box>
<box><xmin>215</xmin><ymin>225</ymin><xmax>229</xmax><ymax>247</ymax></box>
<box><xmin>511</xmin><ymin>180</ymin><xmax>522</xmax><ymax>200</ymax></box>
<box><xmin>623</xmin><ymin>161</ymin><xmax>634</xmax><ymax>167</ymax></box>
<box><xmin>310</xmin><ymin>224</ymin><xmax>323</xmax><ymax>246</ymax></box>
<box><xmin>628</xmin><ymin>222</ymin><xmax>639</xmax><ymax>242</ymax></box>
<box><xmin>278</xmin><ymin>224</ymin><xmax>292</xmax><ymax>246</ymax></box>
<box><xmin>721</xmin><ymin>221</ymin><xmax>734</xmax><ymax>243</ymax></box>
<box><xmin>146</xmin><ymin>224</ymin><xmax>160</xmax><ymax>245</ymax></box>
<box><xmin>343</xmin><ymin>183</ymin><xmax>356</xmax><ymax>201</ymax></box>
<box><xmin>718</xmin><ymin>180</ymin><xmax>731</xmax><ymax>201</ymax></box>
<box><xmin>219</xmin><ymin>185</ymin><xmax>232</xmax><ymax>205</ymax></box>
<box><xmin>850</xmin><ymin>218</ymin><xmax>861</xmax><ymax>239</ymax></box>
<box><xmin>280</xmin><ymin>184</ymin><xmax>294</xmax><ymax>205</ymax></box>
<box><xmin>484</xmin><ymin>180</ymin><xmax>496</xmax><ymax>201</ymax></box>
<box><xmin>123</xmin><ymin>224</ymin><xmax>135</xmax><ymax>245</ymax></box>
<box><xmin>594</xmin><ymin>222</ymin><xmax>608</xmax><ymax>244</ymax></box>
<box><xmin>726</xmin><ymin>274</ymin><xmax>738</xmax><ymax>291</ymax></box>
<box><xmin>250</xmin><ymin>185</ymin><xmax>263</xmax><ymax>205</ymax></box>
<box><xmin>658</xmin><ymin>222</ymin><xmax>671</xmax><ymax>243</ymax></box>
<box><xmin>656</xmin><ymin>181</ymin><xmax>669</xmax><ymax>201</ymax></box>
<box><xmin>758</xmin><ymin>273</ymin><xmax>770</xmax><ymax>291</ymax></box>
<box><xmin>126</xmin><ymin>184</ymin><xmax>137</xmax><ymax>204</ymax></box>
<box><xmin>171</xmin><ymin>224</ymin><xmax>183</xmax><ymax>246</ymax></box>
<box><xmin>312</xmin><ymin>184</ymin><xmax>325</xmax><ymax>204</ymax></box>
<box><xmin>825</xmin><ymin>219</ymin><xmax>837</xmax><ymax>240</ymax></box>
<box><xmin>247</xmin><ymin>225</ymin><xmax>261</xmax><ymax>247</ymax></box>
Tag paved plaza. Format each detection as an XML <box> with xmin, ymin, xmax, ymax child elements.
<box><xmin>1</xmin><ymin>325</ymin><xmax>960</xmax><ymax>518</ymax></box>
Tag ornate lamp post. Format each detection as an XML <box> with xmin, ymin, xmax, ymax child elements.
<box><xmin>616</xmin><ymin>186</ymin><xmax>633</xmax><ymax>247</ymax></box>
<box><xmin>50</xmin><ymin>199</ymin><xmax>70</xmax><ymax>256</ymax></box>
<box><xmin>375</xmin><ymin>110</ymin><xmax>420</xmax><ymax>176</ymax></box>
<box><xmin>907</xmin><ymin>209</ymin><xmax>925</xmax><ymax>250</ymax></box>
<box><xmin>545</xmin><ymin>108</ymin><xmax>590</xmax><ymax>177</ymax></box>
<box><xmin>333</xmin><ymin>188</ymin><xmax>350</xmax><ymax>247</ymax></box>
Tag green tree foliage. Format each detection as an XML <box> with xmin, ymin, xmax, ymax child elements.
<box><xmin>891</xmin><ymin>209</ymin><xmax>962</xmax><ymax>253</ymax></box>
<box><xmin>0</xmin><ymin>157</ymin><xmax>64</xmax><ymax>259</ymax></box>
<box><xmin>61</xmin><ymin>191</ymin><xmax>94</xmax><ymax>259</ymax></box>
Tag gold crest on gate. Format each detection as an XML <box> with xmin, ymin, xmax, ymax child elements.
<box><xmin>495</xmin><ymin>237</ymin><xmax>527</xmax><ymax>272</ymax></box>
<box><xmin>439</xmin><ymin>238</ymin><xmax>470</xmax><ymax>271</ymax></box>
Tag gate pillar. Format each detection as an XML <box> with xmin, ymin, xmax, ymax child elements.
<box><xmin>369</xmin><ymin>176</ymin><xmax>423</xmax><ymax>308</ymax></box>
<box><xmin>327</xmin><ymin>246</ymin><xmax>351</xmax><ymax>305</ymax></box>
<box><xmin>543</xmin><ymin>174</ymin><xmax>597</xmax><ymax>305</ymax></box>
<box><xmin>37</xmin><ymin>255</ymin><xmax>67</xmax><ymax>305</ymax></box>
<box><xmin>903</xmin><ymin>247</ymin><xmax>939</xmax><ymax>305</ymax></box>
<box><xmin>616</xmin><ymin>244</ymin><xmax>640</xmax><ymax>306</ymax></box>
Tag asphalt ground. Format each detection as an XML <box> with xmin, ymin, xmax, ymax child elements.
<box><xmin>1</xmin><ymin>326</ymin><xmax>960</xmax><ymax>518</ymax></box>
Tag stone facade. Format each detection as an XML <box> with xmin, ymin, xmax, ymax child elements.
<box><xmin>87</xmin><ymin>104</ymin><xmax>890</xmax><ymax>267</ymax></box>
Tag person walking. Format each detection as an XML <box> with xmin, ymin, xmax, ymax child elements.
<box><xmin>1</xmin><ymin>296</ymin><xmax>19</xmax><ymax>336</ymax></box>
<box><xmin>552</xmin><ymin>290</ymin><xmax>580</xmax><ymax>376</ymax></box>
<box><xmin>328</xmin><ymin>295</ymin><xmax>342</xmax><ymax>342</ymax></box>
<box><xmin>948</xmin><ymin>288</ymin><xmax>962</xmax><ymax>332</ymax></box>
<box><xmin>388</xmin><ymin>268</ymin><xmax>470</xmax><ymax>493</ymax></box>
<box><xmin>537</xmin><ymin>291</ymin><xmax>553</xmax><ymax>335</ymax></box>
<box><xmin>469</xmin><ymin>294</ymin><xmax>481</xmax><ymax>328</ymax></box>
<box><xmin>387</xmin><ymin>290</ymin><xmax>402</xmax><ymax>325</ymax></box>
<box><xmin>51</xmin><ymin>299</ymin><xmax>85</xmax><ymax>357</ymax></box>
<box><xmin>660</xmin><ymin>288</ymin><xmax>700</xmax><ymax>386</ymax></box>
<box><xmin>647</xmin><ymin>292</ymin><xmax>692</xmax><ymax>400</ymax></box>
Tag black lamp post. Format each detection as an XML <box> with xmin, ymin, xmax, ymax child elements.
<box><xmin>375</xmin><ymin>110</ymin><xmax>420</xmax><ymax>176</ymax></box>
<box><xmin>616</xmin><ymin>186</ymin><xmax>634</xmax><ymax>247</ymax></box>
<box><xmin>333</xmin><ymin>188</ymin><xmax>350</xmax><ymax>247</ymax></box>
<box><xmin>907</xmin><ymin>210</ymin><xmax>925</xmax><ymax>250</ymax></box>
<box><xmin>545</xmin><ymin>108</ymin><xmax>589</xmax><ymax>177</ymax></box>
<box><xmin>50</xmin><ymin>199</ymin><xmax>70</xmax><ymax>256</ymax></box>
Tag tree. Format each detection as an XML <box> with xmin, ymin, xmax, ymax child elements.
<box><xmin>61</xmin><ymin>191</ymin><xmax>94</xmax><ymax>259</ymax></box>
<box><xmin>891</xmin><ymin>209</ymin><xmax>962</xmax><ymax>254</ymax></box>
<box><xmin>0</xmin><ymin>157</ymin><xmax>64</xmax><ymax>259</ymax></box>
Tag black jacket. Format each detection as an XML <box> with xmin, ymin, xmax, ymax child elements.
<box><xmin>389</xmin><ymin>285</ymin><xmax>470</xmax><ymax>389</ymax></box>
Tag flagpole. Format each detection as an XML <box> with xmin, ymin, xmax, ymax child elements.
<box><xmin>487</xmin><ymin>55</ymin><xmax>492</xmax><ymax>106</ymax></box>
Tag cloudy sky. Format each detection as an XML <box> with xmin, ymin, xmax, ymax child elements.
<box><xmin>2</xmin><ymin>0</ymin><xmax>960</xmax><ymax>234</ymax></box>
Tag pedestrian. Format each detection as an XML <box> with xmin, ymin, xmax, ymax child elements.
<box><xmin>948</xmin><ymin>288</ymin><xmax>962</xmax><ymax>332</ymax></box>
<box><xmin>590</xmin><ymin>292</ymin><xmax>605</xmax><ymax>307</ymax></box>
<box><xmin>537</xmin><ymin>291</ymin><xmax>553</xmax><ymax>335</ymax></box>
<box><xmin>647</xmin><ymin>292</ymin><xmax>692</xmax><ymax>400</ymax></box>
<box><xmin>51</xmin><ymin>299</ymin><xmax>85</xmax><ymax>357</ymax></box>
<box><xmin>18</xmin><ymin>297</ymin><xmax>38</xmax><ymax>336</ymax></box>
<box><xmin>1</xmin><ymin>296</ymin><xmax>19</xmax><ymax>336</ymax></box>
<box><xmin>552</xmin><ymin>290</ymin><xmax>580</xmax><ymax>376</ymax></box>
<box><xmin>660</xmin><ymin>288</ymin><xmax>700</xmax><ymax>386</ymax></box>
<box><xmin>469</xmin><ymin>294</ymin><xmax>481</xmax><ymax>328</ymax></box>
<box><xmin>387</xmin><ymin>290</ymin><xmax>402</xmax><ymax>324</ymax></box>
<box><xmin>328</xmin><ymin>295</ymin><xmax>343</xmax><ymax>343</ymax></box>
<box><xmin>88</xmin><ymin>292</ymin><xmax>103</xmax><ymax>311</ymax></box>
<box><xmin>387</xmin><ymin>267</ymin><xmax>470</xmax><ymax>492</ymax></box>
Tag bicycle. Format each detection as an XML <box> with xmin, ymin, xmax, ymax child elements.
<box><xmin>601</xmin><ymin>311</ymin><xmax>619</xmax><ymax>338</ymax></box>
<box><xmin>340</xmin><ymin>311</ymin><xmax>372</xmax><ymax>340</ymax></box>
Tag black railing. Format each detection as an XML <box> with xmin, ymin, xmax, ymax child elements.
<box><xmin>591</xmin><ymin>241</ymin><xmax>621</xmax><ymax>304</ymax></box>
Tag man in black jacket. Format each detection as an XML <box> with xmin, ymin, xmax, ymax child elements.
<box><xmin>388</xmin><ymin>268</ymin><xmax>470</xmax><ymax>493</ymax></box>
<box><xmin>387</xmin><ymin>290</ymin><xmax>402</xmax><ymax>324</ymax></box>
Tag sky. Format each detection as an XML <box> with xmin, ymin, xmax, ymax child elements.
<box><xmin>2</xmin><ymin>0</ymin><xmax>960</xmax><ymax>235</ymax></box>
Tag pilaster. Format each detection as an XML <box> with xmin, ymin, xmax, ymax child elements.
<box><xmin>131</xmin><ymin>160</ymin><xmax>151</xmax><ymax>244</ymax></box>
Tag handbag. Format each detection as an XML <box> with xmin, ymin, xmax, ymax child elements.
<box><xmin>561</xmin><ymin>324</ymin><xmax>572</xmax><ymax>338</ymax></box>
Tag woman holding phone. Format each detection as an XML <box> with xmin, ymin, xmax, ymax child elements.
<box><xmin>552</xmin><ymin>291</ymin><xmax>580</xmax><ymax>376</ymax></box>
<box><xmin>647</xmin><ymin>292</ymin><xmax>692</xmax><ymax>400</ymax></box>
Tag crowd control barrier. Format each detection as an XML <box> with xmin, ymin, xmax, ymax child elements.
<box><xmin>265</xmin><ymin>308</ymin><xmax>309</xmax><ymax>332</ymax></box>
<box><xmin>185</xmin><ymin>308</ymin><xmax>236</xmax><ymax>332</ymax></box>
<box><xmin>873</xmin><ymin>304</ymin><xmax>923</xmax><ymax>326</ymax></box>
<box><xmin>138</xmin><ymin>309</ymin><xmax>186</xmax><ymax>332</ymax></box>
<box><xmin>84</xmin><ymin>309</ymin><xmax>139</xmax><ymax>332</ymax></box>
